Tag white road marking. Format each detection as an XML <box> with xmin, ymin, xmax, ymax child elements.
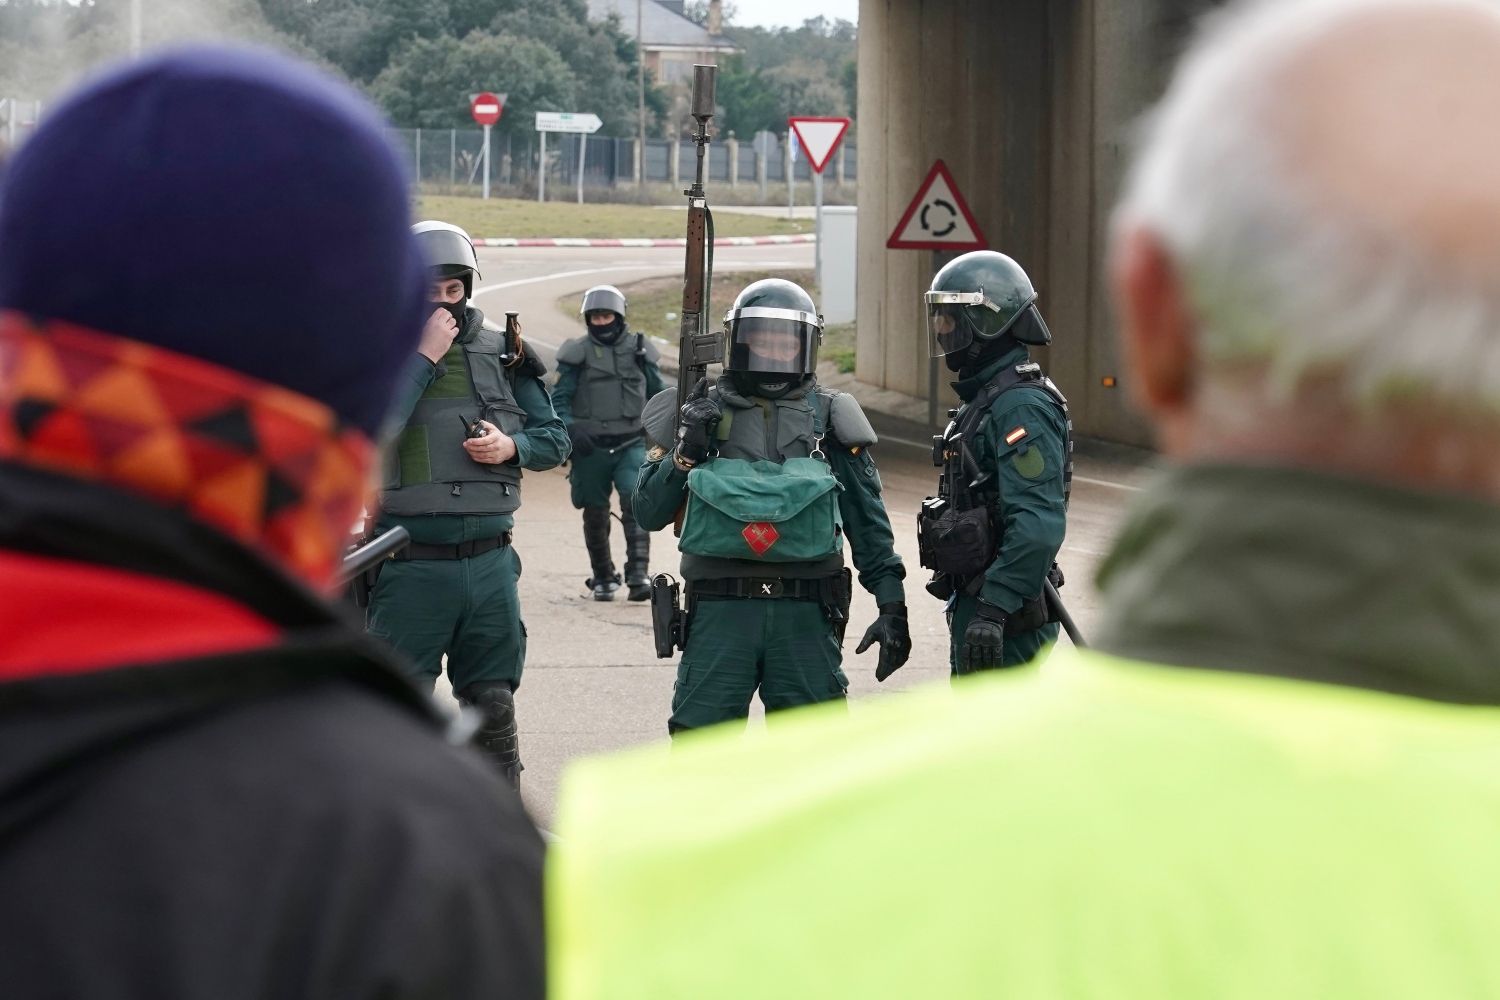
<box><xmin>472</xmin><ymin>265</ymin><xmax>660</xmax><ymax>296</ymax></box>
<box><xmin>1074</xmin><ymin>474</ymin><xmax>1142</xmax><ymax>493</ymax></box>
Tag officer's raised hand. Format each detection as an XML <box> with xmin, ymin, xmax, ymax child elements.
<box><xmin>417</xmin><ymin>306</ymin><xmax>459</xmax><ymax>363</ymax></box>
<box><xmin>957</xmin><ymin>601</ymin><xmax>1007</xmax><ymax>673</ymax></box>
<box><xmin>675</xmin><ymin>395</ymin><xmax>721</xmax><ymax>467</ymax></box>
<box><xmin>463</xmin><ymin>419</ymin><xmax>518</xmax><ymax>465</ymax></box>
<box><xmin>857</xmin><ymin>603</ymin><xmax>912</xmax><ymax>681</ymax></box>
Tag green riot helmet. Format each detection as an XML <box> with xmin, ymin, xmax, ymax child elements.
<box><xmin>722</xmin><ymin>278</ymin><xmax>822</xmax><ymax>387</ymax></box>
<box><xmin>412</xmin><ymin>220</ymin><xmax>481</xmax><ymax>298</ymax></box>
<box><xmin>925</xmin><ymin>251</ymin><xmax>1051</xmax><ymax>361</ymax></box>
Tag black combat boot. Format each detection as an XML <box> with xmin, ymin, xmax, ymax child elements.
<box><xmin>582</xmin><ymin>505</ymin><xmax>619</xmax><ymax>601</ymax></box>
<box><xmin>458</xmin><ymin>681</ymin><xmax>522</xmax><ymax>790</ymax></box>
<box><xmin>620</xmin><ymin>501</ymin><xmax>651</xmax><ymax>601</ymax></box>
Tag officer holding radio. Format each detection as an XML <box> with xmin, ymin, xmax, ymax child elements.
<box><xmin>632</xmin><ymin>278</ymin><xmax>909</xmax><ymax>734</ymax></box>
<box><xmin>918</xmin><ymin>250</ymin><xmax>1072</xmax><ymax>674</ymax></box>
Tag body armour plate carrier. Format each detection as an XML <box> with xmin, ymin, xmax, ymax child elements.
<box><xmin>678</xmin><ymin>379</ymin><xmax>845</xmax><ymax>568</ymax></box>
<box><xmin>381</xmin><ymin>323</ymin><xmax>526</xmax><ymax>517</ymax></box>
<box><xmin>565</xmin><ymin>333</ymin><xmax>654</xmax><ymax>437</ymax></box>
<box><xmin>918</xmin><ymin>362</ymin><xmax>1072</xmax><ymax>584</ymax></box>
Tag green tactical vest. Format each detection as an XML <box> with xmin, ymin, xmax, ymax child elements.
<box><xmin>568</xmin><ymin>334</ymin><xmax>650</xmax><ymax>437</ymax></box>
<box><xmin>553</xmin><ymin>648</ymin><xmax>1500</xmax><ymax>998</ymax></box>
<box><xmin>380</xmin><ymin>323</ymin><xmax>526</xmax><ymax>517</ymax></box>
<box><xmin>677</xmin><ymin>380</ymin><xmax>844</xmax><ymax>567</ymax></box>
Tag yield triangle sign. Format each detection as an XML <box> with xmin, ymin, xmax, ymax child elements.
<box><xmin>788</xmin><ymin>116</ymin><xmax>850</xmax><ymax>175</ymax></box>
<box><xmin>886</xmin><ymin>159</ymin><xmax>988</xmax><ymax>251</ymax></box>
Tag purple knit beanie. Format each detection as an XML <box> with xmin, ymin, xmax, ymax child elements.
<box><xmin>0</xmin><ymin>45</ymin><xmax>426</xmax><ymax>438</ymax></box>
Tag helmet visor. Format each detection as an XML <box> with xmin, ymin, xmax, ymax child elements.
<box><xmin>926</xmin><ymin>291</ymin><xmax>990</xmax><ymax>358</ymax></box>
<box><xmin>725</xmin><ymin>307</ymin><xmax>821</xmax><ymax>374</ymax></box>
<box><xmin>580</xmin><ymin>286</ymin><xmax>627</xmax><ymax>318</ymax></box>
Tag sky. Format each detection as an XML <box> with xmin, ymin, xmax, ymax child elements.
<box><xmin>733</xmin><ymin>0</ymin><xmax>859</xmax><ymax>28</ymax></box>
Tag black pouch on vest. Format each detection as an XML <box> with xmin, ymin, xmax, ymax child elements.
<box><xmin>1006</xmin><ymin>594</ymin><xmax>1049</xmax><ymax>634</ymax></box>
<box><xmin>917</xmin><ymin>499</ymin><xmax>997</xmax><ymax>580</ymax></box>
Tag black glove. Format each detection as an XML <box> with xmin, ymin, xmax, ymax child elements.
<box><xmin>957</xmin><ymin>601</ymin><xmax>1007</xmax><ymax>674</ymax></box>
<box><xmin>675</xmin><ymin>395</ymin><xmax>721</xmax><ymax>466</ymax></box>
<box><xmin>857</xmin><ymin>603</ymin><xmax>912</xmax><ymax>682</ymax></box>
<box><xmin>567</xmin><ymin>423</ymin><xmax>595</xmax><ymax>458</ymax></box>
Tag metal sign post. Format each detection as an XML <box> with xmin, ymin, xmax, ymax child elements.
<box><xmin>577</xmin><ymin>132</ymin><xmax>587</xmax><ymax>204</ymax></box>
<box><xmin>787</xmin><ymin>131</ymin><xmax>797</xmax><ymax>219</ymax></box>
<box><xmin>538</xmin><ymin>130</ymin><xmax>547</xmax><ymax>203</ymax></box>
<box><xmin>814</xmin><ymin>169</ymin><xmax>823</xmax><ymax>292</ymax></box>
<box><xmin>481</xmin><ymin>125</ymin><xmax>491</xmax><ymax>199</ymax></box>
<box><xmin>788</xmin><ymin>117</ymin><xmax>851</xmax><ymax>297</ymax></box>
<box><xmin>469</xmin><ymin>92</ymin><xmax>505</xmax><ymax>201</ymax></box>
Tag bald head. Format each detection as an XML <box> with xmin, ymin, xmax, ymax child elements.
<box><xmin>1113</xmin><ymin>0</ymin><xmax>1500</xmax><ymax>493</ymax></box>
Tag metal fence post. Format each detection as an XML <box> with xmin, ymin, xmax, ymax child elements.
<box><xmin>414</xmin><ymin>128</ymin><xmax>422</xmax><ymax>188</ymax></box>
<box><xmin>727</xmin><ymin>135</ymin><xmax>739</xmax><ymax>187</ymax></box>
<box><xmin>449</xmin><ymin>129</ymin><xmax>456</xmax><ymax>193</ymax></box>
<box><xmin>785</xmin><ymin>132</ymin><xmax>794</xmax><ymax>217</ymax></box>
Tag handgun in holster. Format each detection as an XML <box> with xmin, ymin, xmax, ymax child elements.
<box><xmin>649</xmin><ymin>573</ymin><xmax>691</xmax><ymax>658</ymax></box>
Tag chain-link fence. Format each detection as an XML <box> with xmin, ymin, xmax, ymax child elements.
<box><xmin>389</xmin><ymin>127</ymin><xmax>858</xmax><ymax>197</ymax></box>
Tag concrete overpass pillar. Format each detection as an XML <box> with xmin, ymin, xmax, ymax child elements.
<box><xmin>856</xmin><ymin>0</ymin><xmax>1221</xmax><ymax>446</ymax></box>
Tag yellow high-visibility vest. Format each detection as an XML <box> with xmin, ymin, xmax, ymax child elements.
<box><xmin>551</xmin><ymin>650</ymin><xmax>1500</xmax><ymax>998</ymax></box>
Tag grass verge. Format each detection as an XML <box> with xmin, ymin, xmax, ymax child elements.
<box><xmin>416</xmin><ymin>194</ymin><xmax>812</xmax><ymax>239</ymax></box>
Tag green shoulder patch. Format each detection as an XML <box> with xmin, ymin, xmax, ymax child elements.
<box><xmin>1011</xmin><ymin>443</ymin><xmax>1045</xmax><ymax>480</ymax></box>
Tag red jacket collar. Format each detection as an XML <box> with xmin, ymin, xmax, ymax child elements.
<box><xmin>0</xmin><ymin>551</ymin><xmax>280</xmax><ymax>681</ymax></box>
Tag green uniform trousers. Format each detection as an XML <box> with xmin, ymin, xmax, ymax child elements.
<box><xmin>671</xmin><ymin>597</ymin><xmax>848</xmax><ymax>733</ymax></box>
<box><xmin>947</xmin><ymin>592</ymin><xmax>1057</xmax><ymax>673</ymax></box>
<box><xmin>569</xmin><ymin>440</ymin><xmax>646</xmax><ymax>509</ymax></box>
<box><xmin>365</xmin><ymin>544</ymin><xmax>526</xmax><ymax>692</ymax></box>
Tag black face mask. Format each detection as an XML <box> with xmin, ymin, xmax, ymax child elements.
<box><xmin>732</xmin><ymin>371</ymin><xmax>799</xmax><ymax>399</ymax></box>
<box><xmin>435</xmin><ymin>299</ymin><xmax>467</xmax><ymax>333</ymax></box>
<box><xmin>587</xmin><ymin>317</ymin><xmax>625</xmax><ymax>345</ymax></box>
<box><xmin>948</xmin><ymin>332</ymin><xmax>1020</xmax><ymax>375</ymax></box>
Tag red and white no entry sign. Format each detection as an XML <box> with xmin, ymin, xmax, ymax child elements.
<box><xmin>470</xmin><ymin>92</ymin><xmax>504</xmax><ymax>127</ymax></box>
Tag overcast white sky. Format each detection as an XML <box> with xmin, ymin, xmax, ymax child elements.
<box><xmin>733</xmin><ymin>0</ymin><xmax>859</xmax><ymax>28</ymax></box>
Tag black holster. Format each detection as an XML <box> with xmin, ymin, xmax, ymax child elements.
<box><xmin>819</xmin><ymin>568</ymin><xmax>853</xmax><ymax>644</ymax></box>
<box><xmin>650</xmin><ymin>573</ymin><xmax>690</xmax><ymax>658</ymax></box>
<box><xmin>348</xmin><ymin>545</ymin><xmax>386</xmax><ymax>609</ymax></box>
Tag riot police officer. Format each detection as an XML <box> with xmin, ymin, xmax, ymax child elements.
<box><xmin>365</xmin><ymin>220</ymin><xmax>570</xmax><ymax>786</ymax></box>
<box><xmin>553</xmin><ymin>285</ymin><xmax>666</xmax><ymax>601</ymax></box>
<box><xmin>634</xmin><ymin>278</ymin><xmax>910</xmax><ymax>734</ymax></box>
<box><xmin>919</xmin><ymin>250</ymin><xmax>1071</xmax><ymax>674</ymax></box>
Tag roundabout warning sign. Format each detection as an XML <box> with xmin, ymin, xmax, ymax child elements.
<box><xmin>886</xmin><ymin>159</ymin><xmax>988</xmax><ymax>251</ymax></box>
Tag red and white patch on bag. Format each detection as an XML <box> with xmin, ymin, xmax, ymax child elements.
<box><xmin>742</xmin><ymin>522</ymin><xmax>780</xmax><ymax>556</ymax></box>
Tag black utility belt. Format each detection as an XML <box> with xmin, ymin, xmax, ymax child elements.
<box><xmin>689</xmin><ymin>576</ymin><xmax>833</xmax><ymax>601</ymax></box>
<box><xmin>393</xmin><ymin>532</ymin><xmax>512</xmax><ymax>561</ymax></box>
<box><xmin>594</xmin><ymin>430</ymin><xmax>645</xmax><ymax>449</ymax></box>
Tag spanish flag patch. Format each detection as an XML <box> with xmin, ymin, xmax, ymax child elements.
<box><xmin>1005</xmin><ymin>426</ymin><xmax>1028</xmax><ymax>446</ymax></box>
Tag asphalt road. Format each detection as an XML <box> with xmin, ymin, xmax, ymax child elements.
<box><xmin>450</xmin><ymin>245</ymin><xmax>1152</xmax><ymax>825</ymax></box>
<box><xmin>470</xmin><ymin>241</ymin><xmax>815</xmax><ymax>363</ymax></box>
